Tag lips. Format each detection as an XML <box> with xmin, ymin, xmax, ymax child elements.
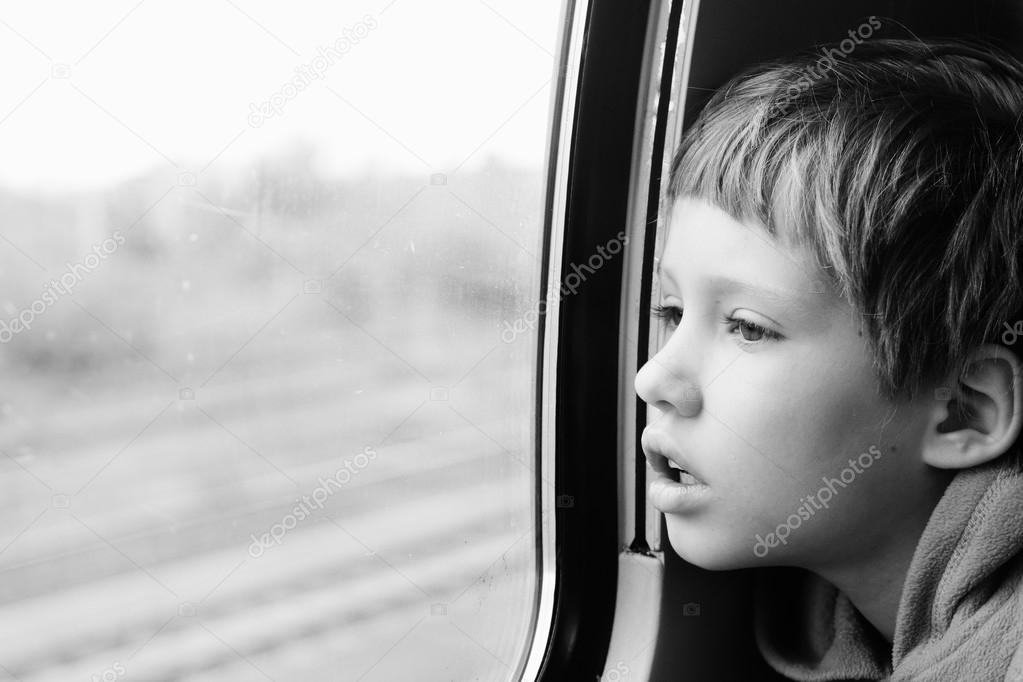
<box><xmin>640</xmin><ymin>429</ymin><xmax>705</xmax><ymax>485</ymax></box>
<box><xmin>641</xmin><ymin>428</ymin><xmax>711</xmax><ymax>514</ymax></box>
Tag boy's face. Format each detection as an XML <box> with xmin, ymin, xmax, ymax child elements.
<box><xmin>635</xmin><ymin>198</ymin><xmax>943</xmax><ymax>570</ymax></box>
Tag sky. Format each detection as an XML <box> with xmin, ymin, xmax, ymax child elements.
<box><xmin>0</xmin><ymin>0</ymin><xmax>563</xmax><ymax>191</ymax></box>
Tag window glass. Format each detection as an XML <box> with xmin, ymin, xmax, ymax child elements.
<box><xmin>0</xmin><ymin>1</ymin><xmax>561</xmax><ymax>679</ymax></box>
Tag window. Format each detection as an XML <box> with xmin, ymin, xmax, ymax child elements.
<box><xmin>0</xmin><ymin>2</ymin><xmax>564</xmax><ymax>679</ymax></box>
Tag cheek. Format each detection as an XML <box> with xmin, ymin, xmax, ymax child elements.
<box><xmin>704</xmin><ymin>349</ymin><xmax>889</xmax><ymax>485</ymax></box>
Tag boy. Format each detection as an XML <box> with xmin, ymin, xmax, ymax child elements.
<box><xmin>634</xmin><ymin>38</ymin><xmax>1023</xmax><ymax>680</ymax></box>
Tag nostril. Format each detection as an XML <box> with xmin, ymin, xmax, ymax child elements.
<box><xmin>678</xmin><ymin>386</ymin><xmax>702</xmax><ymax>416</ymax></box>
<box><xmin>635</xmin><ymin>359</ymin><xmax>702</xmax><ymax>417</ymax></box>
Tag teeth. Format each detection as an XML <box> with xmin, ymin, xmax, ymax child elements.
<box><xmin>663</xmin><ymin>460</ymin><xmax>699</xmax><ymax>484</ymax></box>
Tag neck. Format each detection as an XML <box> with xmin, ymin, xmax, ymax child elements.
<box><xmin>809</xmin><ymin>470</ymin><xmax>955</xmax><ymax>643</ymax></box>
<box><xmin>815</xmin><ymin>536</ymin><xmax>918</xmax><ymax>641</ymax></box>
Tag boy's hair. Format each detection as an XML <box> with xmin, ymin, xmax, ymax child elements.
<box><xmin>668</xmin><ymin>37</ymin><xmax>1023</xmax><ymax>467</ymax></box>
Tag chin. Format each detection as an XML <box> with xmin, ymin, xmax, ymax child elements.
<box><xmin>664</xmin><ymin>517</ymin><xmax>759</xmax><ymax>570</ymax></box>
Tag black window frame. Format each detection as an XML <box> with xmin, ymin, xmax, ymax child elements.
<box><xmin>534</xmin><ymin>1</ymin><xmax>655</xmax><ymax>679</ymax></box>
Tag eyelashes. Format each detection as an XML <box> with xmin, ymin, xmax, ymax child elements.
<box><xmin>650</xmin><ymin>304</ymin><xmax>782</xmax><ymax>344</ymax></box>
<box><xmin>651</xmin><ymin>303</ymin><xmax>682</xmax><ymax>327</ymax></box>
<box><xmin>720</xmin><ymin>314</ymin><xmax>780</xmax><ymax>343</ymax></box>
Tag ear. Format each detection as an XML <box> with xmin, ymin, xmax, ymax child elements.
<box><xmin>921</xmin><ymin>344</ymin><xmax>1023</xmax><ymax>469</ymax></box>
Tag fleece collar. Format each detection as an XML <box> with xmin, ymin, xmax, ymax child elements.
<box><xmin>754</xmin><ymin>458</ymin><xmax>1023</xmax><ymax>681</ymax></box>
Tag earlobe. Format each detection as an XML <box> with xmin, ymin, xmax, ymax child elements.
<box><xmin>921</xmin><ymin>344</ymin><xmax>1023</xmax><ymax>470</ymax></box>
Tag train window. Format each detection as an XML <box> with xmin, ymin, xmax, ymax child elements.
<box><xmin>0</xmin><ymin>1</ymin><xmax>565</xmax><ymax>679</ymax></box>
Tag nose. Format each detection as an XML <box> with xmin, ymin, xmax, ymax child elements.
<box><xmin>634</xmin><ymin>351</ymin><xmax>703</xmax><ymax>417</ymax></box>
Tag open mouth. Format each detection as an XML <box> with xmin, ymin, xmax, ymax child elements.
<box><xmin>640</xmin><ymin>429</ymin><xmax>705</xmax><ymax>486</ymax></box>
<box><xmin>666</xmin><ymin>460</ymin><xmax>699</xmax><ymax>485</ymax></box>
<box><xmin>641</xmin><ymin>432</ymin><xmax>711</xmax><ymax>513</ymax></box>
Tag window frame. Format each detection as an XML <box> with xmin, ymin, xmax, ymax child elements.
<box><xmin>528</xmin><ymin>0</ymin><xmax>659</xmax><ymax>679</ymax></box>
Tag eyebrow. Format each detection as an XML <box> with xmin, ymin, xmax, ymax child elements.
<box><xmin>654</xmin><ymin>258</ymin><xmax>674</xmax><ymax>286</ymax></box>
<box><xmin>655</xmin><ymin>262</ymin><xmax>819</xmax><ymax>325</ymax></box>
<box><xmin>707</xmin><ymin>275</ymin><xmax>798</xmax><ymax>304</ymax></box>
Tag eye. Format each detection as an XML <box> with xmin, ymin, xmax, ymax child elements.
<box><xmin>651</xmin><ymin>304</ymin><xmax>683</xmax><ymax>329</ymax></box>
<box><xmin>736</xmin><ymin>320</ymin><xmax>767</xmax><ymax>341</ymax></box>
<box><xmin>723</xmin><ymin>315</ymin><xmax>781</xmax><ymax>344</ymax></box>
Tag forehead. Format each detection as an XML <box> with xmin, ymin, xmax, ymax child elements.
<box><xmin>660</xmin><ymin>199</ymin><xmax>821</xmax><ymax>291</ymax></box>
<box><xmin>658</xmin><ymin>198</ymin><xmax>844</xmax><ymax>327</ymax></box>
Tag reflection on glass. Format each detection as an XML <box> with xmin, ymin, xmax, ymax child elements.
<box><xmin>0</xmin><ymin>1</ymin><xmax>560</xmax><ymax>679</ymax></box>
